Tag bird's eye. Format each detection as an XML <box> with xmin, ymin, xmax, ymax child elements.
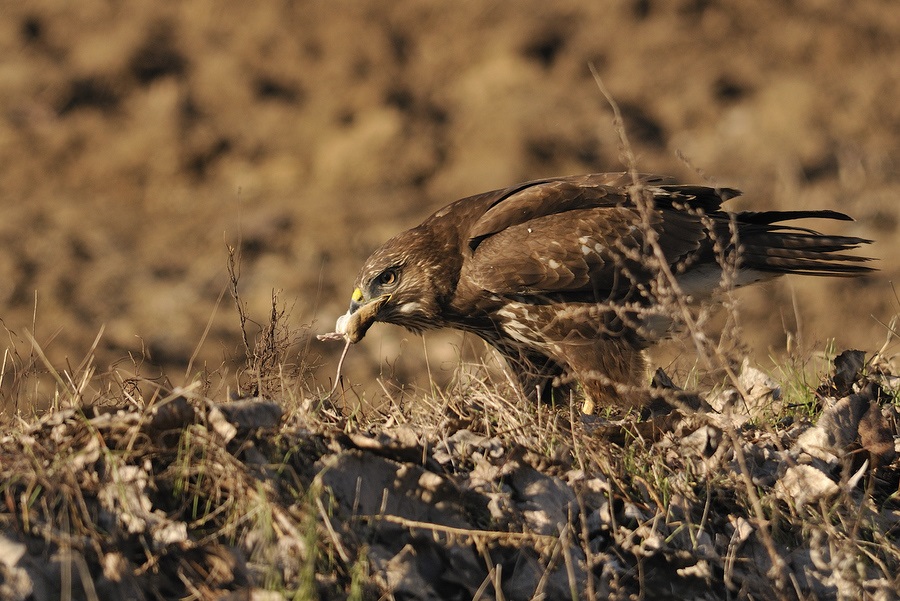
<box><xmin>375</xmin><ymin>268</ymin><xmax>399</xmax><ymax>289</ymax></box>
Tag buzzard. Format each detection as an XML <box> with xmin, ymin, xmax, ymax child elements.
<box><xmin>333</xmin><ymin>173</ymin><xmax>873</xmax><ymax>409</ymax></box>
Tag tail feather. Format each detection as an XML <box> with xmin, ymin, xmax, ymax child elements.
<box><xmin>739</xmin><ymin>209</ymin><xmax>855</xmax><ymax>224</ymax></box>
<box><xmin>734</xmin><ymin>211</ymin><xmax>875</xmax><ymax>277</ymax></box>
<box><xmin>743</xmin><ymin>246</ymin><xmax>872</xmax><ymax>263</ymax></box>
<box><xmin>743</xmin><ymin>236</ymin><xmax>872</xmax><ymax>254</ymax></box>
<box><xmin>741</xmin><ymin>251</ymin><xmax>876</xmax><ymax>276</ymax></box>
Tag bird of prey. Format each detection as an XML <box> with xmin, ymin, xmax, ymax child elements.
<box><xmin>333</xmin><ymin>172</ymin><xmax>874</xmax><ymax>410</ymax></box>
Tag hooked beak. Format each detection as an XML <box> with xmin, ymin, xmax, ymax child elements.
<box><xmin>334</xmin><ymin>288</ymin><xmax>390</xmax><ymax>343</ymax></box>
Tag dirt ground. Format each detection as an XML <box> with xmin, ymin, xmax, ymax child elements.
<box><xmin>1</xmin><ymin>0</ymin><xmax>898</xmax><ymax>408</ymax></box>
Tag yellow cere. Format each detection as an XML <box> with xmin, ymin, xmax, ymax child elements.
<box><xmin>352</xmin><ymin>288</ymin><xmax>364</xmax><ymax>303</ymax></box>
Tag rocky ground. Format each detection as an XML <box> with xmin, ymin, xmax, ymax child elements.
<box><xmin>0</xmin><ymin>1</ymin><xmax>898</xmax><ymax>412</ymax></box>
<box><xmin>0</xmin><ymin>347</ymin><xmax>898</xmax><ymax>600</ymax></box>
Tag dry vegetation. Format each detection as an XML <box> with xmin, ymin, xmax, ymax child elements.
<box><xmin>1</xmin><ymin>0</ymin><xmax>897</xmax><ymax>398</ymax></box>
<box><xmin>1</xmin><ymin>198</ymin><xmax>899</xmax><ymax>600</ymax></box>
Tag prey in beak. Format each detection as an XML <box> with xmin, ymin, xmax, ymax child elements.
<box><xmin>317</xmin><ymin>286</ymin><xmax>394</xmax><ymax>398</ymax></box>
<box><xmin>334</xmin><ymin>287</ymin><xmax>391</xmax><ymax>343</ymax></box>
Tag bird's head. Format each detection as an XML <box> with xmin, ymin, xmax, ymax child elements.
<box><xmin>335</xmin><ymin>227</ymin><xmax>450</xmax><ymax>343</ymax></box>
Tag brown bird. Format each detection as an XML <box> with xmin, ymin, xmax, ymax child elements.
<box><xmin>333</xmin><ymin>173</ymin><xmax>874</xmax><ymax>410</ymax></box>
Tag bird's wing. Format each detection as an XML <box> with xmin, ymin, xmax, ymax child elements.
<box><xmin>466</xmin><ymin>173</ymin><xmax>673</xmax><ymax>251</ymax></box>
<box><xmin>466</xmin><ymin>205</ymin><xmax>714</xmax><ymax>298</ymax></box>
<box><xmin>466</xmin><ymin>207</ymin><xmax>637</xmax><ymax>296</ymax></box>
<box><xmin>464</xmin><ymin>176</ymin><xmax>719</xmax><ymax>298</ymax></box>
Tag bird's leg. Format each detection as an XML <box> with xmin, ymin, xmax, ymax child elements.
<box><xmin>565</xmin><ymin>340</ymin><xmax>649</xmax><ymax>413</ymax></box>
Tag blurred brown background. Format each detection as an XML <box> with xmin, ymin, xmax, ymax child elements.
<box><xmin>1</xmin><ymin>0</ymin><xmax>897</xmax><ymax>406</ymax></box>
